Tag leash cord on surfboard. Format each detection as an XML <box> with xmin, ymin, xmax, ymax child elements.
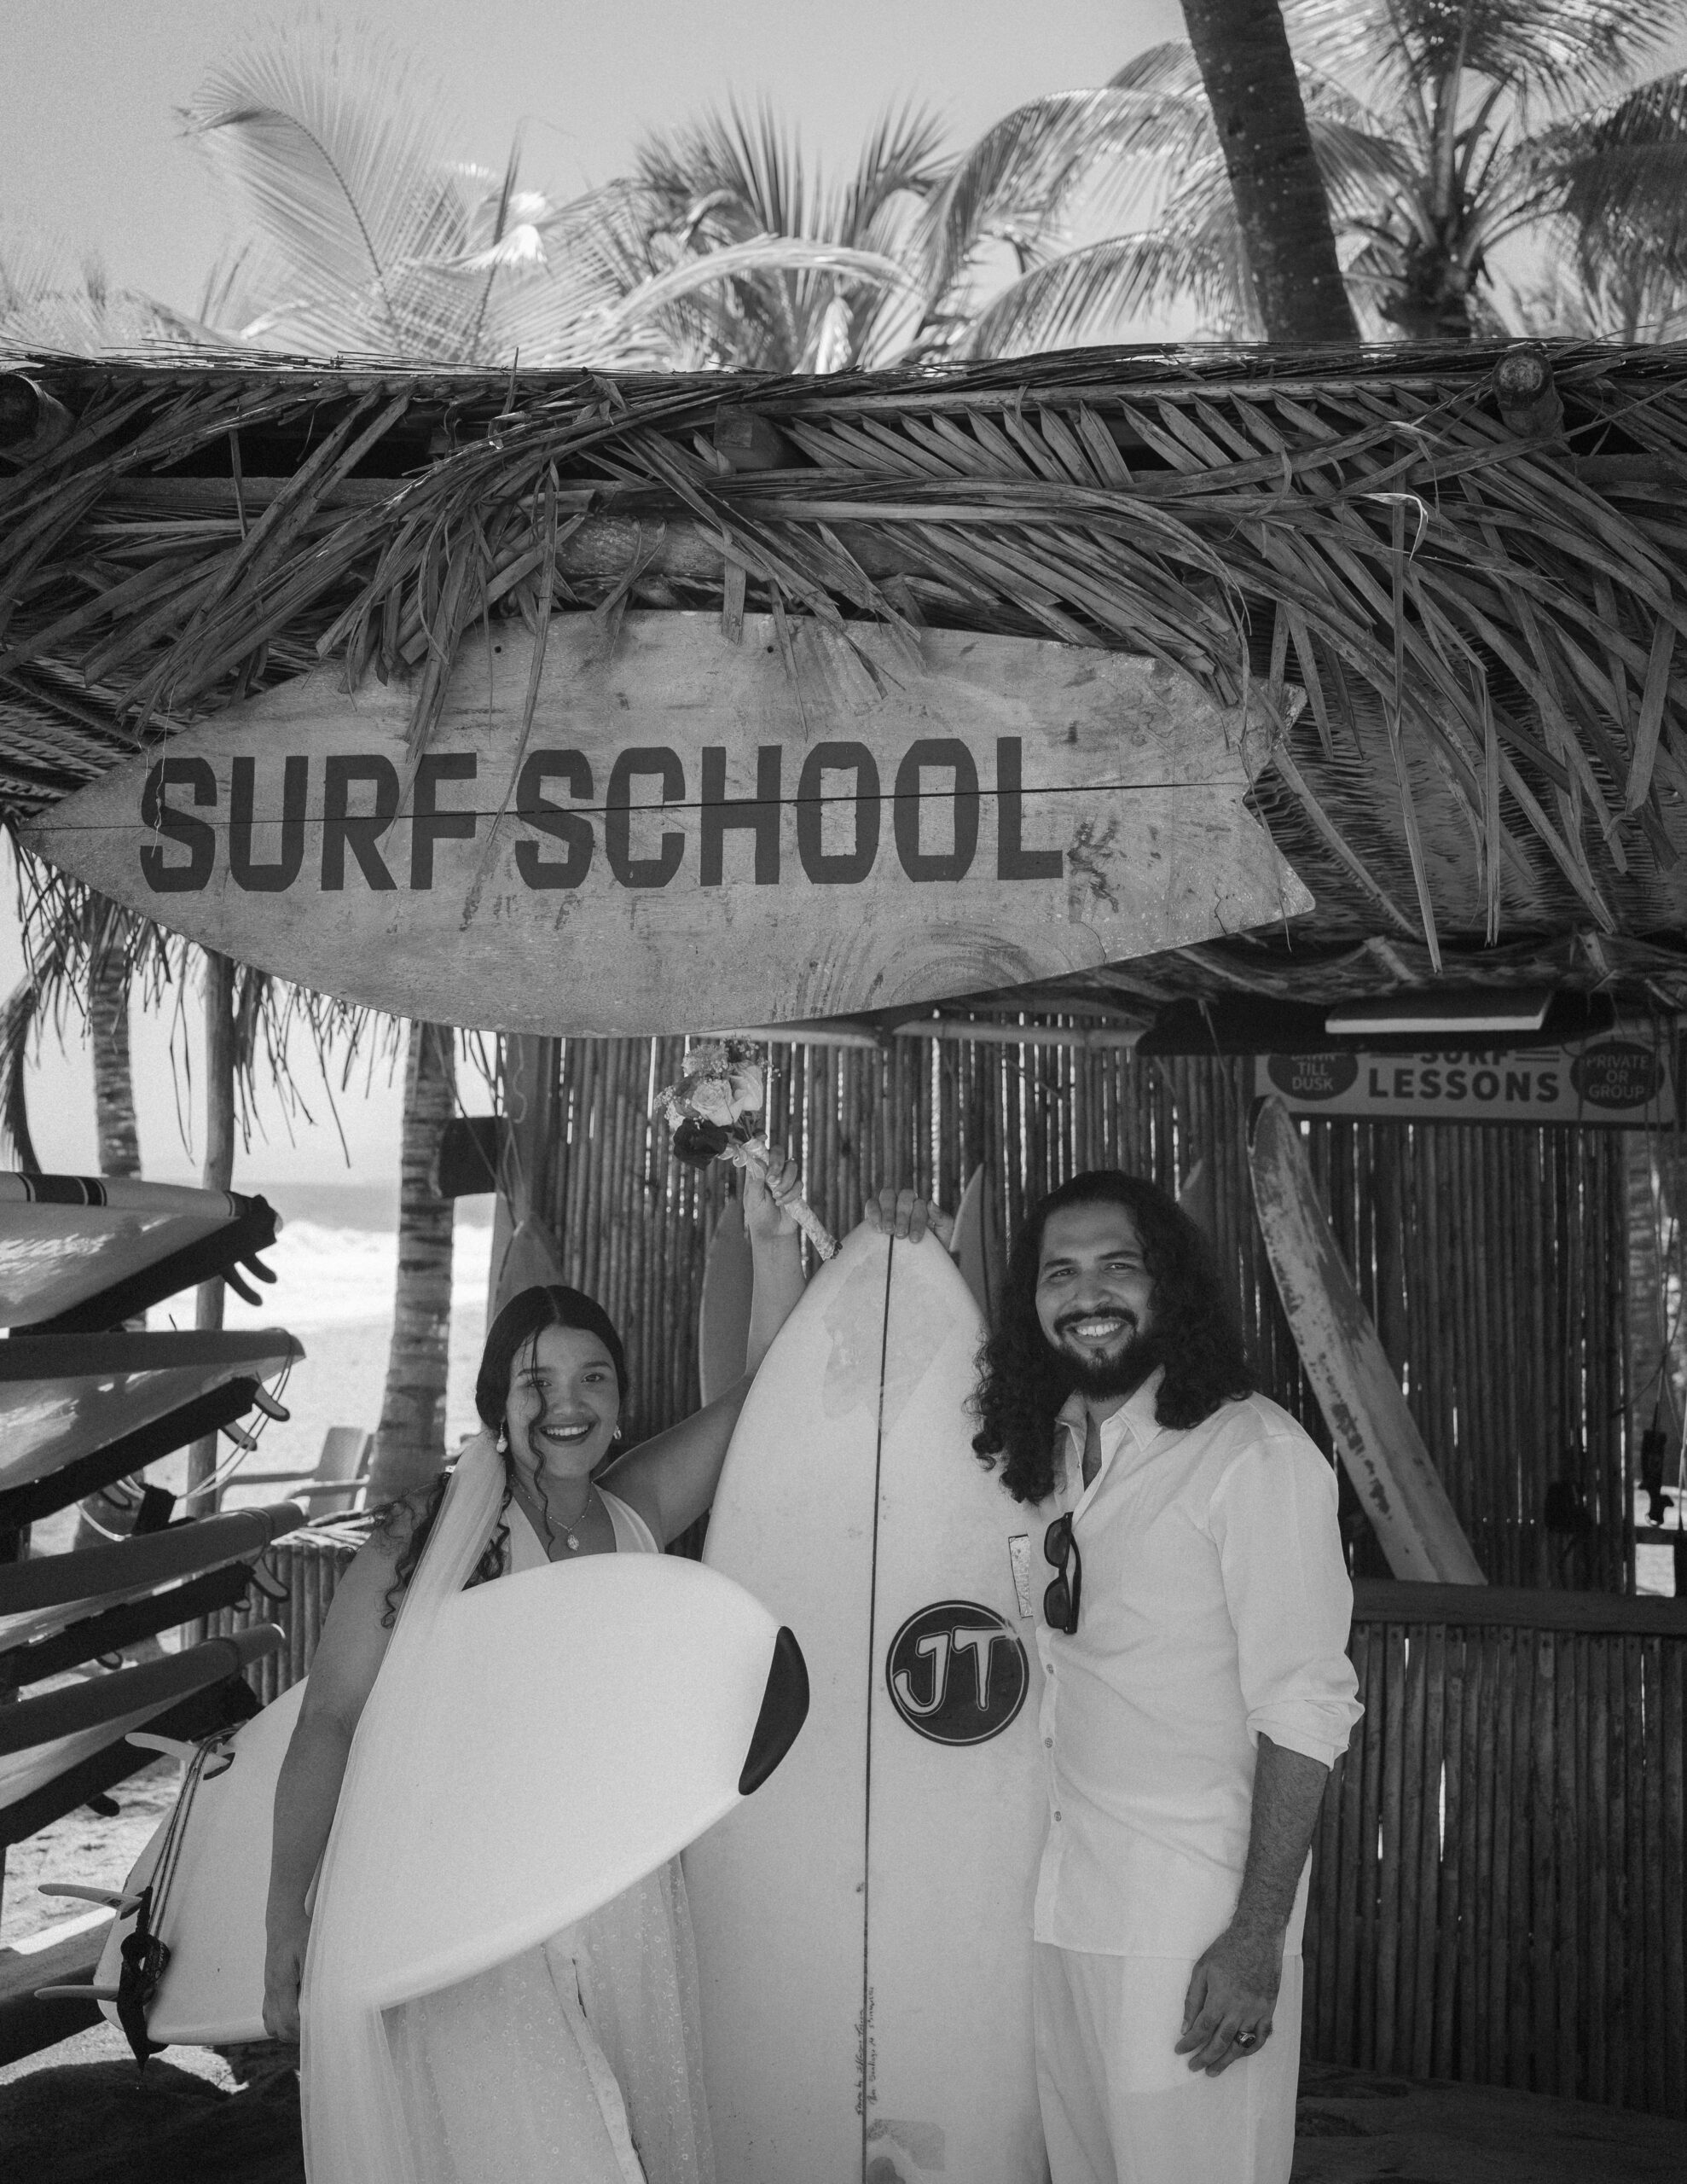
<box><xmin>113</xmin><ymin>1729</ymin><xmax>225</xmax><ymax>2061</ymax></box>
<box><xmin>858</xmin><ymin>1236</ymin><xmax>896</xmax><ymax>2176</ymax></box>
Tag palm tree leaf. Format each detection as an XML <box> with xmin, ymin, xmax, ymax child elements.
<box><xmin>600</xmin><ymin>235</ymin><xmax>910</xmax><ymax>336</ymax></box>
<box><xmin>1525</xmin><ymin>70</ymin><xmax>1687</xmax><ymax>266</ymax></box>
<box><xmin>183</xmin><ymin>20</ymin><xmax>474</xmax><ymax>354</ymax></box>
<box><xmin>918</xmin><ymin>78</ymin><xmax>1216</xmax><ymax>311</ymax></box>
<box><xmin>1289</xmin><ymin>0</ymin><xmax>1680</xmax><ymax>115</ymax></box>
<box><xmin>954</xmin><ymin>231</ymin><xmax>1253</xmax><ymax>355</ymax></box>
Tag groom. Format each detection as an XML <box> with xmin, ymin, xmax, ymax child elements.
<box><xmin>867</xmin><ymin>1171</ymin><xmax>1360</xmax><ymax>2184</ymax></box>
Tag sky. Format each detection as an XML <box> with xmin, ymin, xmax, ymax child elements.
<box><xmin>0</xmin><ymin>844</ymin><xmax>498</xmax><ymax>1189</ymax></box>
<box><xmin>0</xmin><ymin>0</ymin><xmax>1182</xmax><ymax>1188</ymax></box>
<box><xmin>5</xmin><ymin>0</ymin><xmax>1184</xmax><ymax>317</ymax></box>
<box><xmin>5</xmin><ymin>0</ymin><xmax>1111</xmax><ymax>1187</ymax></box>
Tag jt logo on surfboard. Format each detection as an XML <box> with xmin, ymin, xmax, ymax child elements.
<box><xmin>885</xmin><ymin>1602</ymin><xmax>1029</xmax><ymax>1745</ymax></box>
<box><xmin>135</xmin><ymin>736</ymin><xmax>1065</xmax><ymax>897</ymax></box>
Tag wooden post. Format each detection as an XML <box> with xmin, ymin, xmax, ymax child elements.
<box><xmin>1494</xmin><ymin>344</ymin><xmax>1565</xmax><ymax>440</ymax></box>
<box><xmin>185</xmin><ymin>950</ymin><xmax>237</xmax><ymax>1517</ymax></box>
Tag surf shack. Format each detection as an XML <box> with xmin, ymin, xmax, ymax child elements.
<box><xmin>1</xmin><ymin>340</ymin><xmax>1684</xmax><ymax>2143</ymax></box>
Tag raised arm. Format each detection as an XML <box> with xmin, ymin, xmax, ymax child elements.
<box><xmin>600</xmin><ymin>1147</ymin><xmax>806</xmax><ymax>1544</ymax></box>
<box><xmin>861</xmin><ymin>1186</ymin><xmax>955</xmax><ymax>1251</ymax></box>
<box><xmin>262</xmin><ymin>1515</ymin><xmax>410</xmax><ymax>2038</ymax></box>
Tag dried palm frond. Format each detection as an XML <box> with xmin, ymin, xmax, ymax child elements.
<box><xmin>2</xmin><ymin>338</ymin><xmax>1685</xmax><ymax>1008</ymax></box>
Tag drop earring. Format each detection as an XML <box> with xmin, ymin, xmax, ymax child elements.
<box><xmin>496</xmin><ymin>1424</ymin><xmax>509</xmax><ymax>1454</ymax></box>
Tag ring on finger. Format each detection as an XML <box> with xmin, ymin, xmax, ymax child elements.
<box><xmin>1234</xmin><ymin>2029</ymin><xmax>1261</xmax><ymax>2050</ymax></box>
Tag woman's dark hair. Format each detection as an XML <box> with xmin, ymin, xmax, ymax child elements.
<box><xmin>971</xmin><ymin>1170</ymin><xmax>1252</xmax><ymax>1504</ymax></box>
<box><xmin>377</xmin><ymin>1285</ymin><xmax>629</xmax><ymax>1623</ymax></box>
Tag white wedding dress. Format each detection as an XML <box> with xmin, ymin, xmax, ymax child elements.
<box><xmin>382</xmin><ymin>1493</ymin><xmax>716</xmax><ymax>2184</ymax></box>
<box><xmin>300</xmin><ymin>1437</ymin><xmax>715</xmax><ymax>2184</ymax></box>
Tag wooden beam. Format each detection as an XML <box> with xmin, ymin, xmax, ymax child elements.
<box><xmin>714</xmin><ymin>411</ymin><xmax>792</xmax><ymax>472</ymax></box>
<box><xmin>0</xmin><ymin>1921</ymin><xmax>108</xmax><ymax>2065</ymax></box>
<box><xmin>95</xmin><ymin>480</ymin><xmax>930</xmax><ymax>587</ymax></box>
<box><xmin>0</xmin><ymin>375</ymin><xmax>72</xmax><ymax>462</ymax></box>
<box><xmin>1353</xmin><ymin>1577</ymin><xmax>1687</xmax><ymax>1636</ymax></box>
<box><xmin>1493</xmin><ymin>343</ymin><xmax>1564</xmax><ymax>440</ymax></box>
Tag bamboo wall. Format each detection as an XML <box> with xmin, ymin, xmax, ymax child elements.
<box><xmin>230</xmin><ymin>1542</ymin><xmax>1685</xmax><ymax>2118</ymax></box>
<box><xmin>533</xmin><ymin>1034</ymin><xmax>1634</xmax><ymax>1589</ymax></box>
<box><xmin>1305</xmin><ymin>1588</ymin><xmax>1687</xmax><ymax>2117</ymax></box>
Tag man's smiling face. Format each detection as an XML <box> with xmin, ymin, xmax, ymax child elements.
<box><xmin>1034</xmin><ymin>1201</ymin><xmax>1159</xmax><ymax>1401</ymax></box>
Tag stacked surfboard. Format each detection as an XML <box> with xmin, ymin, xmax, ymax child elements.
<box><xmin>0</xmin><ymin>1174</ymin><xmax>300</xmax><ymax>1850</ymax></box>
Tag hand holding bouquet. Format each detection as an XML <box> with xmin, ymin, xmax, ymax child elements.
<box><xmin>655</xmin><ymin>1040</ymin><xmax>837</xmax><ymax>1260</ymax></box>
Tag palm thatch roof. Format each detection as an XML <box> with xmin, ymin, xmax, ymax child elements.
<box><xmin>3</xmin><ymin>337</ymin><xmax>1685</xmax><ymax>1022</ymax></box>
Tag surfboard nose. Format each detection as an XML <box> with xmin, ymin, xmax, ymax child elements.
<box><xmin>738</xmin><ymin>1626</ymin><xmax>809</xmax><ymax>1796</ymax></box>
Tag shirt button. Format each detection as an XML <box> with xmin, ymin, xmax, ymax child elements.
<box><xmin>1044</xmin><ymin>1737</ymin><xmax>1053</xmax><ymax>1749</ymax></box>
<box><xmin>1053</xmin><ymin>1810</ymin><xmax>1063</xmax><ymax>1822</ymax></box>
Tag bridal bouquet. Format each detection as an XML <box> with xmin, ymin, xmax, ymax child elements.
<box><xmin>655</xmin><ymin>1039</ymin><xmax>836</xmax><ymax>1259</ymax></box>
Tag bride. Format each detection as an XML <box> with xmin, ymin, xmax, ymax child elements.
<box><xmin>262</xmin><ymin>1152</ymin><xmax>807</xmax><ymax>2184</ymax></box>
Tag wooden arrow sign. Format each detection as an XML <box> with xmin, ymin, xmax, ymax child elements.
<box><xmin>26</xmin><ymin>614</ymin><xmax>1309</xmax><ymax>1034</ymax></box>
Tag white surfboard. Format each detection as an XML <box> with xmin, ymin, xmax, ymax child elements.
<box><xmin>949</xmin><ymin>1163</ymin><xmax>1004</xmax><ymax>1324</ymax></box>
<box><xmin>90</xmin><ymin>1553</ymin><xmax>807</xmax><ymax>2044</ymax></box>
<box><xmin>0</xmin><ymin>1171</ymin><xmax>280</xmax><ymax>1331</ymax></box>
<box><xmin>688</xmin><ymin>1227</ymin><xmax>1048</xmax><ymax>2184</ymax></box>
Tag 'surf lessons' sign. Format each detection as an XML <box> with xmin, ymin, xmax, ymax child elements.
<box><xmin>1257</xmin><ymin>1037</ymin><xmax>1679</xmax><ymax>1127</ymax></box>
<box><xmin>27</xmin><ymin>614</ymin><xmax>1308</xmax><ymax>1035</ymax></box>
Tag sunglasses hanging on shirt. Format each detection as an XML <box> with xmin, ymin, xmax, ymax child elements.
<box><xmin>1044</xmin><ymin>1512</ymin><xmax>1082</xmax><ymax>1635</ymax></box>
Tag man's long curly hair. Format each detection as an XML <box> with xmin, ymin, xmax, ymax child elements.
<box><xmin>971</xmin><ymin>1170</ymin><xmax>1252</xmax><ymax>1504</ymax></box>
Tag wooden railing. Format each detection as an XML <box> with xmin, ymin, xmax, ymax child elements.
<box><xmin>204</xmin><ymin>1526</ymin><xmax>361</xmax><ymax>1705</ymax></box>
<box><xmin>1304</xmin><ymin>1582</ymin><xmax>1687</xmax><ymax>2117</ymax></box>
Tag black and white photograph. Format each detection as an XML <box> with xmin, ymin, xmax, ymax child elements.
<box><xmin>1</xmin><ymin>3</ymin><xmax>1684</xmax><ymax>2179</ymax></box>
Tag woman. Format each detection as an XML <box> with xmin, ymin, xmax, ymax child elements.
<box><xmin>263</xmin><ymin>1153</ymin><xmax>807</xmax><ymax>2184</ymax></box>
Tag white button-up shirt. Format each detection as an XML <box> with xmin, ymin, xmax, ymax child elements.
<box><xmin>1032</xmin><ymin>1371</ymin><xmax>1362</xmax><ymax>1956</ymax></box>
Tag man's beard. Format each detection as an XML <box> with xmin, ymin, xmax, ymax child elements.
<box><xmin>1047</xmin><ymin>1321</ymin><xmax>1163</xmax><ymax>1399</ymax></box>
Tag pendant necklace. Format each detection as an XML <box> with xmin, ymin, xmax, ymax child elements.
<box><xmin>556</xmin><ymin>1485</ymin><xmax>594</xmax><ymax>1554</ymax></box>
<box><xmin>520</xmin><ymin>1480</ymin><xmax>594</xmax><ymax>1555</ymax></box>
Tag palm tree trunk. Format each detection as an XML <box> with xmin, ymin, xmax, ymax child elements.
<box><xmin>87</xmin><ymin>933</ymin><xmax>141</xmax><ymax>1181</ymax></box>
<box><xmin>1177</xmin><ymin>0</ymin><xmax>1359</xmax><ymax>342</ymax></box>
<box><xmin>67</xmin><ymin>922</ymin><xmax>145</xmax><ymax>1554</ymax></box>
<box><xmin>184</xmin><ymin>950</ymin><xmax>238</xmax><ymax>1517</ymax></box>
<box><xmin>366</xmin><ymin>1022</ymin><xmax>457</xmax><ymax>1507</ymax></box>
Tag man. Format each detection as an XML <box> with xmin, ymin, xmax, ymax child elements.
<box><xmin>868</xmin><ymin>1170</ymin><xmax>1361</xmax><ymax>2184</ymax></box>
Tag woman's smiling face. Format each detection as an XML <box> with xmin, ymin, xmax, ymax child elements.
<box><xmin>505</xmin><ymin>1323</ymin><xmax>622</xmax><ymax>1483</ymax></box>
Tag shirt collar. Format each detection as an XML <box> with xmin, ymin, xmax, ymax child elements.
<box><xmin>1056</xmin><ymin>1366</ymin><xmax>1168</xmax><ymax>1457</ymax></box>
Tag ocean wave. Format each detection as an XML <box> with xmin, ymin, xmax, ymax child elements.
<box><xmin>206</xmin><ymin>1217</ymin><xmax>493</xmax><ymax>1330</ymax></box>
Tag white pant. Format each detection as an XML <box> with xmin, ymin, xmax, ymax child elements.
<box><xmin>1033</xmin><ymin>1945</ymin><xmax>1303</xmax><ymax>2184</ymax></box>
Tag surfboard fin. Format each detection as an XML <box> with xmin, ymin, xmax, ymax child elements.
<box><xmin>39</xmin><ymin>1884</ymin><xmax>144</xmax><ymax>1912</ymax></box>
<box><xmin>126</xmin><ymin>1733</ymin><xmax>196</xmax><ymax>1761</ymax></box>
<box><xmin>739</xmin><ymin>1626</ymin><xmax>809</xmax><ymax>1796</ymax></box>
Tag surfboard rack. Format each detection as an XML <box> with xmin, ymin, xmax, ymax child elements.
<box><xmin>738</xmin><ymin>1626</ymin><xmax>810</xmax><ymax>1797</ymax></box>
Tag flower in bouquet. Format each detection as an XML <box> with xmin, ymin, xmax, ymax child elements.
<box><xmin>655</xmin><ymin>1040</ymin><xmax>835</xmax><ymax>1260</ymax></box>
